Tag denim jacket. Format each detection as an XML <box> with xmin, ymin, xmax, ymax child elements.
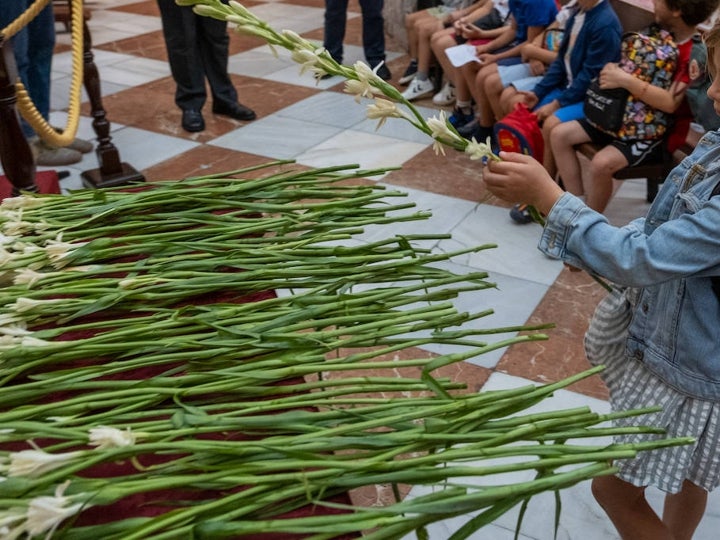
<box><xmin>539</xmin><ymin>130</ymin><xmax>720</xmax><ymax>400</ymax></box>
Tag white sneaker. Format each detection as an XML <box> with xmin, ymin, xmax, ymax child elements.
<box><xmin>432</xmin><ymin>82</ymin><xmax>456</xmax><ymax>106</ymax></box>
<box><xmin>401</xmin><ymin>78</ymin><xmax>435</xmax><ymax>101</ymax></box>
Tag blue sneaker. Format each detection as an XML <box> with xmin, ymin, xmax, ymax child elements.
<box><xmin>448</xmin><ymin>107</ymin><xmax>475</xmax><ymax>128</ymax></box>
<box><xmin>509</xmin><ymin>203</ymin><xmax>534</xmax><ymax>224</ymax></box>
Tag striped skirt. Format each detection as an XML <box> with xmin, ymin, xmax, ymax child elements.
<box><xmin>584</xmin><ymin>287</ymin><xmax>720</xmax><ymax>494</ymax></box>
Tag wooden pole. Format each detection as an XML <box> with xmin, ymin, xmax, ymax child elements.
<box><xmin>0</xmin><ymin>36</ymin><xmax>39</xmax><ymax>195</ymax></box>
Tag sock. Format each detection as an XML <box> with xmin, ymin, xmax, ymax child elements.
<box><xmin>456</xmin><ymin>100</ymin><xmax>472</xmax><ymax>114</ymax></box>
<box><xmin>416</xmin><ymin>72</ymin><xmax>428</xmax><ymax>81</ymax></box>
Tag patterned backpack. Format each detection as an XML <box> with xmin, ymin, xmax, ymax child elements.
<box><xmin>585</xmin><ymin>25</ymin><xmax>679</xmax><ymax>140</ymax></box>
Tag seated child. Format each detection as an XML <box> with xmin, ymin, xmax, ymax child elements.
<box><xmin>550</xmin><ymin>0</ymin><xmax>720</xmax><ymax>214</ymax></box>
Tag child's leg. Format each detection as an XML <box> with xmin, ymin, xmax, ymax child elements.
<box><xmin>586</xmin><ymin>145</ymin><xmax>629</xmax><ymax>213</ymax></box>
<box><xmin>416</xmin><ymin>20</ymin><xmax>443</xmax><ymax>76</ymax></box>
<box><xmin>662</xmin><ymin>479</ymin><xmax>708</xmax><ymax>540</ymax></box>
<box><xmin>483</xmin><ymin>70</ymin><xmax>506</xmax><ymax>120</ymax></box>
<box><xmin>405</xmin><ymin>10</ymin><xmax>430</xmax><ymax>58</ymax></box>
<box><xmin>592</xmin><ymin>475</ymin><xmax>674</xmax><ymax>540</ymax></box>
<box><xmin>499</xmin><ymin>85</ymin><xmax>522</xmax><ymax>116</ymax></box>
<box><xmin>430</xmin><ymin>30</ymin><xmax>458</xmax><ymax>86</ymax></box>
<box><xmin>458</xmin><ymin>61</ymin><xmax>481</xmax><ymax>104</ymax></box>
<box><xmin>472</xmin><ymin>63</ymin><xmax>498</xmax><ymax>127</ymax></box>
<box><xmin>550</xmin><ymin>120</ymin><xmax>589</xmax><ymax>196</ymax></box>
<box><xmin>540</xmin><ymin>115</ymin><xmax>561</xmax><ymax>178</ymax></box>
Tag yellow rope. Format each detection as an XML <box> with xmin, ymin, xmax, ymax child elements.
<box><xmin>2</xmin><ymin>0</ymin><xmax>85</xmax><ymax>147</ymax></box>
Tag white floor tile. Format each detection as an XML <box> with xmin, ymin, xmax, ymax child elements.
<box><xmin>209</xmin><ymin>116</ymin><xmax>343</xmax><ymax>159</ymax></box>
<box><xmin>276</xmin><ymin>93</ymin><xmax>371</xmax><ymax>129</ymax></box>
<box><xmin>294</xmin><ymin>129</ymin><xmax>428</xmax><ymax>173</ymax></box>
<box><xmin>436</xmin><ymin>204</ymin><xmax>564</xmax><ymax>287</ymax></box>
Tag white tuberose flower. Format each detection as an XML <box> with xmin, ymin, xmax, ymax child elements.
<box><xmin>89</xmin><ymin>426</ymin><xmax>137</xmax><ymax>450</ymax></box>
<box><xmin>344</xmin><ymin>61</ymin><xmax>385</xmax><ymax>103</ymax></box>
<box><xmin>366</xmin><ymin>98</ymin><xmax>410</xmax><ymax>130</ymax></box>
<box><xmin>464</xmin><ymin>136</ymin><xmax>497</xmax><ymax>161</ymax></box>
<box><xmin>426</xmin><ymin>111</ymin><xmax>464</xmax><ymax>155</ymax></box>
<box><xmin>7</xmin><ymin>449</ymin><xmax>83</xmax><ymax>478</ymax></box>
<box><xmin>26</xmin><ymin>481</ymin><xmax>84</xmax><ymax>537</ymax></box>
<box><xmin>0</xmin><ymin>507</ymin><xmax>27</xmax><ymax>540</ymax></box>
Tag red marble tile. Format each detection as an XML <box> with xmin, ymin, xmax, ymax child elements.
<box><xmin>104</xmin><ymin>0</ymin><xmax>161</xmax><ymax>17</ymax></box>
<box><xmin>142</xmin><ymin>146</ymin><xmax>311</xmax><ymax>182</ymax></box>
<box><xmin>383</xmin><ymin>145</ymin><xmax>509</xmax><ymax>207</ymax></box>
<box><xmin>81</xmin><ymin>74</ymin><xmax>319</xmax><ymax>141</ymax></box>
<box><xmin>496</xmin><ymin>267</ymin><xmax>610</xmax><ymax>400</ymax></box>
<box><xmin>96</xmin><ymin>30</ymin><xmax>168</xmax><ymax>61</ymax></box>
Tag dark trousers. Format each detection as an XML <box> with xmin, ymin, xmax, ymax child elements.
<box><xmin>323</xmin><ymin>0</ymin><xmax>385</xmax><ymax>66</ymax></box>
<box><xmin>0</xmin><ymin>0</ymin><xmax>55</xmax><ymax>137</ymax></box>
<box><xmin>157</xmin><ymin>0</ymin><xmax>237</xmax><ymax>111</ymax></box>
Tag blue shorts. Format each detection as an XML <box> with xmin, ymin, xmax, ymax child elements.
<box><xmin>511</xmin><ymin>75</ymin><xmax>543</xmax><ymax>92</ymax></box>
<box><xmin>535</xmin><ymin>88</ymin><xmax>584</xmax><ymax>122</ymax></box>
<box><xmin>498</xmin><ymin>63</ymin><xmax>532</xmax><ymax>86</ymax></box>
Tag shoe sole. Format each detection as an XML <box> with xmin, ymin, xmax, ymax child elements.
<box><xmin>398</xmin><ymin>74</ymin><xmax>416</xmax><ymax>85</ymax></box>
<box><xmin>402</xmin><ymin>88</ymin><xmax>434</xmax><ymax>101</ymax></box>
<box><xmin>432</xmin><ymin>97</ymin><xmax>455</xmax><ymax>106</ymax></box>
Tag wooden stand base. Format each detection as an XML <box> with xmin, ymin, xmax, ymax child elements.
<box><xmin>81</xmin><ymin>162</ymin><xmax>145</xmax><ymax>189</ymax></box>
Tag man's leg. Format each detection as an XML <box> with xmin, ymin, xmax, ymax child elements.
<box><xmin>157</xmin><ymin>0</ymin><xmax>207</xmax><ymax>112</ymax></box>
<box><xmin>358</xmin><ymin>0</ymin><xmax>385</xmax><ymax>68</ymax></box>
<box><xmin>324</xmin><ymin>0</ymin><xmax>349</xmax><ymax>63</ymax></box>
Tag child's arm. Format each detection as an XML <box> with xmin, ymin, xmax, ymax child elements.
<box><xmin>482</xmin><ymin>152</ymin><xmax>564</xmax><ymax>215</ymax></box>
<box><xmin>478</xmin><ymin>24</ymin><xmax>546</xmax><ymax>62</ymax></box>
<box><xmin>483</xmin><ymin>151</ymin><xmax>720</xmax><ymax>287</ymax></box>
<box><xmin>598</xmin><ymin>63</ymin><xmax>687</xmax><ymax>113</ymax></box>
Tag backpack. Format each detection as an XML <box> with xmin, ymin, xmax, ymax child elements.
<box><xmin>493</xmin><ymin>103</ymin><xmax>544</xmax><ymax>159</ymax></box>
<box><xmin>584</xmin><ymin>25</ymin><xmax>679</xmax><ymax>140</ymax></box>
<box><xmin>686</xmin><ymin>34</ymin><xmax>720</xmax><ymax>132</ymax></box>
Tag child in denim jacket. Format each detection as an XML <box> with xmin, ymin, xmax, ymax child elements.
<box><xmin>481</xmin><ymin>21</ymin><xmax>720</xmax><ymax>540</ymax></box>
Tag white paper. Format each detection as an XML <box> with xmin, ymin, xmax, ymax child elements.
<box><xmin>445</xmin><ymin>44</ymin><xmax>482</xmax><ymax>68</ymax></box>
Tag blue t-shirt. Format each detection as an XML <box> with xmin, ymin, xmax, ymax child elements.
<box><xmin>509</xmin><ymin>0</ymin><xmax>559</xmax><ymax>42</ymax></box>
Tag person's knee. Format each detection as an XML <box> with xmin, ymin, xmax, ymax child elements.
<box><xmin>590</xmin><ymin>151</ymin><xmax>626</xmax><ymax>177</ymax></box>
<box><xmin>592</xmin><ymin>475</ymin><xmax>646</xmax><ymax>512</ymax></box>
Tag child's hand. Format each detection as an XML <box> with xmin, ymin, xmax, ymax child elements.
<box><xmin>528</xmin><ymin>59</ymin><xmax>546</xmax><ymax>76</ymax></box>
<box><xmin>518</xmin><ymin>91</ymin><xmax>539</xmax><ymax>109</ymax></box>
<box><xmin>599</xmin><ymin>62</ymin><xmax>629</xmax><ymax>90</ymax></box>
<box><xmin>477</xmin><ymin>52</ymin><xmax>497</xmax><ymax>64</ymax></box>
<box><xmin>482</xmin><ymin>152</ymin><xmax>564</xmax><ymax>215</ymax></box>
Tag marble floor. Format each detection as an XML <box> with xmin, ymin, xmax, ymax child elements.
<box><xmin>10</xmin><ymin>0</ymin><xmax>719</xmax><ymax>537</ymax></box>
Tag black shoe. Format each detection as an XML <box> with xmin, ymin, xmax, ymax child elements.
<box><xmin>212</xmin><ymin>102</ymin><xmax>257</xmax><ymax>121</ymax></box>
<box><xmin>371</xmin><ymin>62</ymin><xmax>392</xmax><ymax>81</ymax></box>
<box><xmin>181</xmin><ymin>109</ymin><xmax>205</xmax><ymax>132</ymax></box>
<box><xmin>457</xmin><ymin>118</ymin><xmax>479</xmax><ymax>138</ymax></box>
<box><xmin>398</xmin><ymin>60</ymin><xmax>418</xmax><ymax>85</ymax></box>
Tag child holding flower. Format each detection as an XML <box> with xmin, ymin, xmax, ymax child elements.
<box><xmin>481</xmin><ymin>21</ymin><xmax>720</xmax><ymax>539</ymax></box>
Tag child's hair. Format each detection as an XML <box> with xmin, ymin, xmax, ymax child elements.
<box><xmin>705</xmin><ymin>20</ymin><xmax>720</xmax><ymax>77</ymax></box>
<box><xmin>666</xmin><ymin>0</ymin><xmax>720</xmax><ymax>27</ymax></box>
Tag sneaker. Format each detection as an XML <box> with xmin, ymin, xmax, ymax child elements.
<box><xmin>68</xmin><ymin>137</ymin><xmax>93</xmax><ymax>153</ymax></box>
<box><xmin>30</xmin><ymin>137</ymin><xmax>82</xmax><ymax>166</ymax></box>
<box><xmin>432</xmin><ymin>82</ymin><xmax>456</xmax><ymax>106</ymax></box>
<box><xmin>374</xmin><ymin>63</ymin><xmax>392</xmax><ymax>81</ymax></box>
<box><xmin>398</xmin><ymin>60</ymin><xmax>418</xmax><ymax>85</ymax></box>
<box><xmin>448</xmin><ymin>107</ymin><xmax>475</xmax><ymax>128</ymax></box>
<box><xmin>509</xmin><ymin>203</ymin><xmax>534</xmax><ymax>225</ymax></box>
<box><xmin>52</xmin><ymin>127</ymin><xmax>93</xmax><ymax>153</ymax></box>
<box><xmin>401</xmin><ymin>77</ymin><xmax>435</xmax><ymax>101</ymax></box>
